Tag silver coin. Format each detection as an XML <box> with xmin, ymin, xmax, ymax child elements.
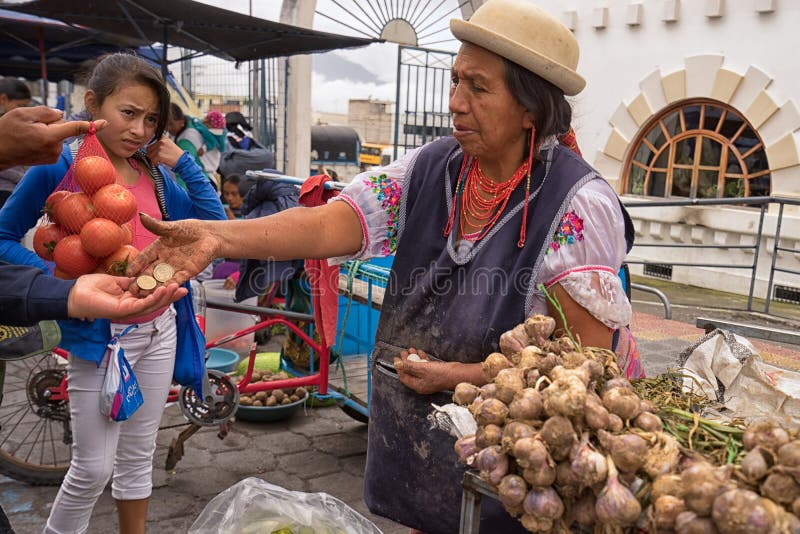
<box><xmin>153</xmin><ymin>263</ymin><xmax>175</xmax><ymax>283</ymax></box>
<box><xmin>135</xmin><ymin>274</ymin><xmax>158</xmax><ymax>291</ymax></box>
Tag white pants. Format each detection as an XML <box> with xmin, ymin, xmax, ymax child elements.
<box><xmin>44</xmin><ymin>308</ymin><xmax>177</xmax><ymax>534</ymax></box>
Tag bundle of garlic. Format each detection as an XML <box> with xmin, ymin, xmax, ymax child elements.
<box><xmin>452</xmin><ymin>315</ymin><xmax>800</xmax><ymax>533</ymax></box>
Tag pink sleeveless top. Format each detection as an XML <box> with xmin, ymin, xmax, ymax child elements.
<box><xmin>116</xmin><ymin>159</ymin><xmax>166</xmax><ymax>324</ymax></box>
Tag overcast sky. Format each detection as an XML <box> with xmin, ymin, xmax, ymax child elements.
<box><xmin>189</xmin><ymin>0</ymin><xmax>462</xmax><ymax>114</ymax></box>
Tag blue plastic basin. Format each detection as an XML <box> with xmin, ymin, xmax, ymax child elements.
<box><xmin>205</xmin><ymin>348</ymin><xmax>240</xmax><ymax>373</ymax></box>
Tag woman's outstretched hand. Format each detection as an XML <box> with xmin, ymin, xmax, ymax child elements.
<box><xmin>126</xmin><ymin>214</ymin><xmax>221</xmax><ymax>285</ymax></box>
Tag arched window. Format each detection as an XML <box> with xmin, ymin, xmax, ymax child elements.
<box><xmin>623</xmin><ymin>99</ymin><xmax>771</xmax><ymax>198</ymax></box>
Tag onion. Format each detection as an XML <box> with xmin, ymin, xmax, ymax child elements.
<box><xmin>682</xmin><ymin>461</ymin><xmax>729</xmax><ymax>516</ymax></box>
<box><xmin>542</xmin><ymin>375</ymin><xmax>587</xmax><ymax>418</ymax></box>
<box><xmin>524</xmin><ymin>314</ymin><xmax>556</xmax><ymax>345</ymax></box>
<box><xmin>481</xmin><ymin>352</ymin><xmax>513</xmax><ymax>381</ymax></box>
<box><xmin>601</xmin><ymin>386</ymin><xmax>641</xmax><ymax>421</ymax></box>
<box><xmin>478</xmin><ymin>382</ymin><xmax>497</xmax><ymax>399</ymax></box>
<box><xmin>497</xmin><ymin>474</ymin><xmax>527</xmax><ymax>513</ymax></box>
<box><xmin>507</xmin><ymin>388</ymin><xmax>543</xmax><ymax>422</ymax></box>
<box><xmin>675</xmin><ymin>510</ymin><xmax>718</xmax><ymax>533</ymax></box>
<box><xmin>551</xmin><ymin>364</ymin><xmax>591</xmax><ymax>387</ymax></box>
<box><xmin>475</xmin><ymin>445</ymin><xmax>509</xmax><ymax>486</ymax></box>
<box><xmin>522</xmin><ymin>486</ymin><xmax>564</xmax><ymax>520</ymax></box>
<box><xmin>570</xmin><ymin>432</ymin><xmax>608</xmax><ymax>488</ymax></box>
<box><xmin>515</xmin><ymin>345</ymin><xmax>544</xmax><ymax>370</ymax></box>
<box><xmin>513</xmin><ymin>436</ymin><xmax>549</xmax><ymax>470</ymax></box>
<box><xmin>475</xmin><ymin>398</ymin><xmax>509</xmax><ymax>427</ymax></box>
<box><xmin>742</xmin><ymin>421</ymin><xmax>790</xmax><ymax>452</ymax></box>
<box><xmin>569</xmin><ymin>490</ymin><xmax>597</xmax><ymax>526</ymax></box>
<box><xmin>493</xmin><ymin>367</ymin><xmax>526</xmax><ymax>405</ymax></box>
<box><xmin>794</xmin><ymin>496</ymin><xmax>800</xmax><ymax>518</ymax></box>
<box><xmin>778</xmin><ymin>440</ymin><xmax>800</xmax><ymax>468</ymax></box>
<box><xmin>595</xmin><ymin>456</ymin><xmax>642</xmax><ymax>526</ymax></box>
<box><xmin>521</xmin><ymin>460</ymin><xmax>556</xmax><ymax>488</ymax></box>
<box><xmin>537</xmin><ymin>353</ymin><xmax>561</xmax><ymax>376</ymax></box>
<box><xmin>711</xmin><ymin>488</ymin><xmax>771</xmax><ymax>534</ymax></box>
<box><xmin>475</xmin><ymin>423</ymin><xmax>503</xmax><ymax>449</ymax></box>
<box><xmin>539</xmin><ymin>415</ymin><xmax>577</xmax><ymax>462</ymax></box>
<box><xmin>602</xmin><ymin>377</ymin><xmax>633</xmax><ymax>393</ymax></box>
<box><xmin>653</xmin><ymin>494</ymin><xmax>685</xmax><ymax>531</ymax></box>
<box><xmin>642</xmin><ymin>431</ymin><xmax>681</xmax><ymax>479</ymax></box>
<box><xmin>524</xmin><ymin>368</ymin><xmax>540</xmax><ymax>388</ymax></box>
<box><xmin>760</xmin><ymin>469</ymin><xmax>800</xmax><ymax>505</ymax></box>
<box><xmin>519</xmin><ymin>514</ymin><xmax>552</xmax><ymax>533</ymax></box>
<box><xmin>560</xmin><ymin>350</ymin><xmax>586</xmax><ymax>369</ymax></box>
<box><xmin>584</xmin><ymin>392</ymin><xmax>611</xmax><ymax>431</ymax></box>
<box><xmin>452</xmin><ymin>382</ymin><xmax>480</xmax><ymax>406</ymax></box>
<box><xmin>580</xmin><ymin>358</ymin><xmax>604</xmax><ymax>384</ymax></box>
<box><xmin>651</xmin><ymin>473</ymin><xmax>684</xmax><ymax>500</ymax></box>
<box><xmin>556</xmin><ymin>336</ymin><xmax>577</xmax><ymax>352</ymax></box>
<box><xmin>597</xmin><ymin>430</ymin><xmax>649</xmax><ymax>474</ymax></box>
<box><xmin>555</xmin><ymin>460</ymin><xmax>581</xmax><ymax>499</ymax></box>
<box><xmin>454</xmin><ymin>435</ymin><xmax>477</xmax><ymax>465</ymax></box>
<box><xmin>500</xmin><ymin>421</ymin><xmax>535</xmax><ymax>452</ymax></box>
<box><xmin>634</xmin><ymin>411</ymin><xmax>663</xmax><ymax>432</ymax></box>
<box><xmin>607</xmin><ymin>413</ymin><xmax>624</xmax><ymax>432</ymax></box>
<box><xmin>740</xmin><ymin>446</ymin><xmax>771</xmax><ymax>483</ymax></box>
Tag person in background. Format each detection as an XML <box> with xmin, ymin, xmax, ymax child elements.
<box><xmin>166</xmin><ymin>103</ymin><xmax>214</xmax><ymax>188</ymax></box>
<box><xmin>125</xmin><ymin>1</ymin><xmax>639</xmax><ymax>532</ymax></box>
<box><xmin>221</xmin><ymin>174</ymin><xmax>247</xmax><ymax>220</ymax></box>
<box><xmin>0</xmin><ymin>78</ymin><xmax>33</xmax><ymax>208</ymax></box>
<box><xmin>0</xmin><ymin>53</ymin><xmax>225</xmax><ymax>534</ymax></box>
<box><xmin>224</xmin><ymin>111</ymin><xmax>255</xmax><ymax>150</ymax></box>
<box><xmin>200</xmin><ymin>109</ymin><xmax>226</xmax><ymax>184</ymax></box>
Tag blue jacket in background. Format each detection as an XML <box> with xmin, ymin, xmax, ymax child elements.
<box><xmin>0</xmin><ymin>145</ymin><xmax>227</xmax><ymax>369</ymax></box>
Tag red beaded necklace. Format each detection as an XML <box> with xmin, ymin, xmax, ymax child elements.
<box><xmin>444</xmin><ymin>126</ymin><xmax>537</xmax><ymax>248</ymax></box>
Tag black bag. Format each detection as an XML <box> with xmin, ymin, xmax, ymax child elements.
<box><xmin>0</xmin><ymin>321</ymin><xmax>60</xmax><ymax>361</ymax></box>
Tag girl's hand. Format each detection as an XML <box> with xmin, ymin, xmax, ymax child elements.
<box><xmin>146</xmin><ymin>136</ymin><xmax>184</xmax><ymax>168</ymax></box>
<box><xmin>393</xmin><ymin>348</ymin><xmax>454</xmax><ymax>395</ymax></box>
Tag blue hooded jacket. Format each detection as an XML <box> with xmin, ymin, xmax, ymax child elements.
<box><xmin>0</xmin><ymin>145</ymin><xmax>226</xmax><ymax>387</ymax></box>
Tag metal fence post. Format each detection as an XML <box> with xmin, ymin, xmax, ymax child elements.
<box><xmin>748</xmin><ymin>201</ymin><xmax>767</xmax><ymax>311</ymax></box>
<box><xmin>764</xmin><ymin>201</ymin><xmax>785</xmax><ymax>314</ymax></box>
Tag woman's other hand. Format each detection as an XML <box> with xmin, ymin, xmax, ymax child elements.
<box><xmin>146</xmin><ymin>136</ymin><xmax>184</xmax><ymax>168</ymax></box>
<box><xmin>393</xmin><ymin>348</ymin><xmax>454</xmax><ymax>395</ymax></box>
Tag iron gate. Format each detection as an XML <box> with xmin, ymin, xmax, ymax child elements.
<box><xmin>393</xmin><ymin>45</ymin><xmax>457</xmax><ymax>159</ymax></box>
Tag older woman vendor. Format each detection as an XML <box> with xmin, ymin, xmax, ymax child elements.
<box><xmin>128</xmin><ymin>0</ymin><xmax>639</xmax><ymax>531</ymax></box>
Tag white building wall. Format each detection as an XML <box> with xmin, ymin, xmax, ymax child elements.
<box><xmin>532</xmin><ymin>0</ymin><xmax>800</xmax><ymax>301</ymax></box>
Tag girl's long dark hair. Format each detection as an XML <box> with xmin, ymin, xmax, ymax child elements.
<box><xmin>87</xmin><ymin>53</ymin><xmax>171</xmax><ymax>139</ymax></box>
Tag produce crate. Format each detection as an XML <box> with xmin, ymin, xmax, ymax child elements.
<box><xmin>336</xmin><ymin>256</ymin><xmax>393</xmax><ymax>356</ymax></box>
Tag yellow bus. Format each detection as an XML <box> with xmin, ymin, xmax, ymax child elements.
<box><xmin>359</xmin><ymin>143</ymin><xmax>387</xmax><ymax>167</ymax></box>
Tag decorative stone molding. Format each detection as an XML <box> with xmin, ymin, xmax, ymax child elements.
<box><xmin>594</xmin><ymin>57</ymin><xmax>800</xmax><ymax>188</ymax></box>
<box><xmin>593</xmin><ymin>7</ymin><xmax>609</xmax><ymax>29</ymax></box>
<box><xmin>626</xmin><ymin>3</ymin><xmax>643</xmax><ymax>26</ymax></box>
<box><xmin>755</xmin><ymin>0</ymin><xmax>776</xmax><ymax>14</ymax></box>
<box><xmin>705</xmin><ymin>0</ymin><xmax>724</xmax><ymax>18</ymax></box>
<box><xmin>563</xmin><ymin>10</ymin><xmax>577</xmax><ymax>31</ymax></box>
<box><xmin>662</xmin><ymin>0</ymin><xmax>680</xmax><ymax>22</ymax></box>
<box><xmin>661</xmin><ymin>70</ymin><xmax>686</xmax><ymax>103</ymax></box>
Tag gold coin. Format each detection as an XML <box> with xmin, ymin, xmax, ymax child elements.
<box><xmin>153</xmin><ymin>263</ymin><xmax>175</xmax><ymax>283</ymax></box>
<box><xmin>135</xmin><ymin>274</ymin><xmax>158</xmax><ymax>291</ymax></box>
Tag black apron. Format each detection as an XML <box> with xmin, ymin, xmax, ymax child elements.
<box><xmin>363</xmin><ymin>138</ymin><xmax>630</xmax><ymax>533</ymax></box>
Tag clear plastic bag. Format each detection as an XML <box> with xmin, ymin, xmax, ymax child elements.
<box><xmin>188</xmin><ymin>477</ymin><xmax>383</xmax><ymax>534</ymax></box>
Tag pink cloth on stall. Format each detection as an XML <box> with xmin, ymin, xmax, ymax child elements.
<box><xmin>298</xmin><ymin>174</ymin><xmax>339</xmax><ymax>349</ymax></box>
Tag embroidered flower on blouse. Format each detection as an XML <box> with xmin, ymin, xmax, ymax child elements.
<box><xmin>362</xmin><ymin>173</ymin><xmax>401</xmax><ymax>254</ymax></box>
<box><xmin>547</xmin><ymin>210</ymin><xmax>585</xmax><ymax>254</ymax></box>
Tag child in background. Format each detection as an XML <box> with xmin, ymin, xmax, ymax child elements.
<box><xmin>0</xmin><ymin>53</ymin><xmax>226</xmax><ymax>534</ymax></box>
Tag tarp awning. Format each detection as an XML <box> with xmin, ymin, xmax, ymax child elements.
<box><xmin>7</xmin><ymin>0</ymin><xmax>379</xmax><ymax>65</ymax></box>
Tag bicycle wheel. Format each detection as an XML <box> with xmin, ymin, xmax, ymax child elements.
<box><xmin>0</xmin><ymin>353</ymin><xmax>71</xmax><ymax>485</ymax></box>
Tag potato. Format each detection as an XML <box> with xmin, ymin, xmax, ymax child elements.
<box><xmin>266</xmin><ymin>396</ymin><xmax>278</xmax><ymax>407</ymax></box>
<box><xmin>252</xmin><ymin>400</ymin><xmax>263</xmax><ymax>407</ymax></box>
<box><xmin>281</xmin><ymin>397</ymin><xmax>292</xmax><ymax>405</ymax></box>
<box><xmin>252</xmin><ymin>371</ymin><xmax>262</xmax><ymax>381</ymax></box>
<box><xmin>290</xmin><ymin>395</ymin><xmax>299</xmax><ymax>402</ymax></box>
<box><xmin>273</xmin><ymin>389</ymin><xmax>286</xmax><ymax>402</ymax></box>
<box><xmin>254</xmin><ymin>391</ymin><xmax>267</xmax><ymax>401</ymax></box>
<box><xmin>240</xmin><ymin>396</ymin><xmax>253</xmax><ymax>406</ymax></box>
<box><xmin>295</xmin><ymin>387</ymin><xmax>308</xmax><ymax>397</ymax></box>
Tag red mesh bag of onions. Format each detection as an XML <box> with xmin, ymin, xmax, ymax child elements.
<box><xmin>38</xmin><ymin>124</ymin><xmax>139</xmax><ymax>279</ymax></box>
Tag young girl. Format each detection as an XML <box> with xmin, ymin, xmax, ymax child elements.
<box><xmin>0</xmin><ymin>54</ymin><xmax>226</xmax><ymax>533</ymax></box>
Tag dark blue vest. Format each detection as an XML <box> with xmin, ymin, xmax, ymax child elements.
<box><xmin>364</xmin><ymin>137</ymin><xmax>633</xmax><ymax>533</ymax></box>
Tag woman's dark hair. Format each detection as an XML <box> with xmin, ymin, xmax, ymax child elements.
<box><xmin>170</xmin><ymin>102</ymin><xmax>185</xmax><ymax>121</ymax></box>
<box><xmin>0</xmin><ymin>78</ymin><xmax>31</xmax><ymax>100</ymax></box>
<box><xmin>503</xmin><ymin>59</ymin><xmax>572</xmax><ymax>149</ymax></box>
<box><xmin>87</xmin><ymin>53</ymin><xmax>171</xmax><ymax>139</ymax></box>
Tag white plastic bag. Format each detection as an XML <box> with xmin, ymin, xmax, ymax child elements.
<box><xmin>676</xmin><ymin>329</ymin><xmax>800</xmax><ymax>427</ymax></box>
<box><xmin>188</xmin><ymin>478</ymin><xmax>383</xmax><ymax>534</ymax></box>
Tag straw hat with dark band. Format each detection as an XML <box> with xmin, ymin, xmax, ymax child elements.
<box><xmin>450</xmin><ymin>0</ymin><xmax>586</xmax><ymax>96</ymax></box>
